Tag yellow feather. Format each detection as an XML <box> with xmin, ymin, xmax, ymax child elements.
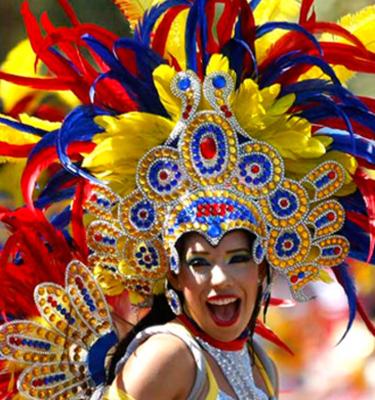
<box><xmin>19</xmin><ymin>114</ymin><xmax>61</xmax><ymax>132</ymax></box>
<box><xmin>317</xmin><ymin>269</ymin><xmax>334</xmax><ymax>284</ymax></box>
<box><xmin>0</xmin><ymin>162</ymin><xmax>26</xmax><ymax>207</ymax></box>
<box><xmin>82</xmin><ymin>112</ymin><xmax>174</xmax><ymax>195</ymax></box>
<box><xmin>113</xmin><ymin>0</ymin><xmax>162</xmax><ymax>29</ymax></box>
<box><xmin>153</xmin><ymin>64</ymin><xmax>180</xmax><ymax>121</ymax></box>
<box><xmin>0</xmin><ymin>39</ymin><xmax>43</xmax><ymax>113</ymax></box>
<box><xmin>254</xmin><ymin>0</ymin><xmax>300</xmax><ymax>63</ymax></box>
<box><xmin>206</xmin><ymin>54</ymin><xmax>237</xmax><ymax>83</ymax></box>
<box><xmin>163</xmin><ymin>9</ymin><xmax>189</xmax><ymax>70</ymax></box>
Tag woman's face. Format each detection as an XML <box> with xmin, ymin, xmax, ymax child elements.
<box><xmin>171</xmin><ymin>230</ymin><xmax>260</xmax><ymax>342</ymax></box>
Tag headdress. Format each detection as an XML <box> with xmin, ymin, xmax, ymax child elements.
<box><xmin>0</xmin><ymin>0</ymin><xmax>374</xmax><ymax>398</ymax></box>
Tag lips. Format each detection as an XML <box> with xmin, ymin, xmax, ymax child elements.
<box><xmin>206</xmin><ymin>295</ymin><xmax>241</xmax><ymax>327</ymax></box>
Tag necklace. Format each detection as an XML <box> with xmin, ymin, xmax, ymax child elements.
<box><xmin>177</xmin><ymin>314</ymin><xmax>249</xmax><ymax>350</ymax></box>
<box><xmin>196</xmin><ymin>337</ymin><xmax>267</xmax><ymax>400</ymax></box>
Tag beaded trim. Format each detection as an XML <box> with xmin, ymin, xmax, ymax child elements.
<box><xmin>0</xmin><ymin>261</ymin><xmax>118</xmax><ymax>399</ymax></box>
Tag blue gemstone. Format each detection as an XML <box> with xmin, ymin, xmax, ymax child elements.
<box><xmin>178</xmin><ymin>77</ymin><xmax>191</xmax><ymax>91</ymax></box>
<box><xmin>208</xmin><ymin>224</ymin><xmax>222</xmax><ymax>238</ymax></box>
<box><xmin>298</xmin><ymin>271</ymin><xmax>305</xmax><ymax>279</ymax></box>
<box><xmin>212</xmin><ymin>75</ymin><xmax>226</xmax><ymax>89</ymax></box>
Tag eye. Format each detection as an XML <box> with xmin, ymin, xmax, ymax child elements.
<box><xmin>228</xmin><ymin>253</ymin><xmax>252</xmax><ymax>264</ymax></box>
<box><xmin>187</xmin><ymin>257</ymin><xmax>211</xmax><ymax>267</ymax></box>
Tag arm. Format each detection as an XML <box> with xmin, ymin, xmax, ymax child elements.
<box><xmin>110</xmin><ymin>333</ymin><xmax>196</xmax><ymax>400</ymax></box>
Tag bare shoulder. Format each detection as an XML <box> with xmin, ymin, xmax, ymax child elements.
<box><xmin>252</xmin><ymin>339</ymin><xmax>279</xmax><ymax>398</ymax></box>
<box><xmin>117</xmin><ymin>333</ymin><xmax>196</xmax><ymax>400</ymax></box>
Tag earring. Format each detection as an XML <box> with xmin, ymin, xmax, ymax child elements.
<box><xmin>165</xmin><ymin>287</ymin><xmax>182</xmax><ymax>315</ymax></box>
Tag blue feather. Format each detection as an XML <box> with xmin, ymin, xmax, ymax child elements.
<box><xmin>114</xmin><ymin>38</ymin><xmax>166</xmax><ymax>81</ymax></box>
<box><xmin>316</xmin><ymin>127</ymin><xmax>375</xmax><ymax>163</ymax></box>
<box><xmin>0</xmin><ymin>116</ymin><xmax>47</xmax><ymax>136</ymax></box>
<box><xmin>197</xmin><ymin>0</ymin><xmax>209</xmax><ymax>70</ymax></box>
<box><xmin>135</xmin><ymin>0</ymin><xmax>190</xmax><ymax>45</ymax></box>
<box><xmin>85</xmin><ymin>35</ymin><xmax>168</xmax><ymax>116</ymax></box>
<box><xmin>332</xmin><ymin>263</ymin><xmax>357</xmax><ymax>343</ymax></box>
<box><xmin>50</xmin><ymin>206</ymin><xmax>72</xmax><ymax>230</ymax></box>
<box><xmin>341</xmin><ymin>220</ymin><xmax>375</xmax><ymax>264</ymax></box>
<box><xmin>185</xmin><ymin>0</ymin><xmax>199</xmax><ymax>72</ymax></box>
<box><xmin>222</xmin><ymin>39</ymin><xmax>258</xmax><ymax>86</ymax></box>
<box><xmin>281</xmin><ymin>79</ymin><xmax>368</xmax><ymax>111</ymax></box>
<box><xmin>35</xmin><ymin>187</ymin><xmax>76</xmax><ymax>209</ymax></box>
<box><xmin>339</xmin><ymin>190</ymin><xmax>367</xmax><ymax>215</ymax></box>
<box><xmin>250</xmin><ymin>0</ymin><xmax>262</xmax><ymax>10</ymax></box>
<box><xmin>256</xmin><ymin>22</ymin><xmax>322</xmax><ymax>56</ymax></box>
<box><xmin>56</xmin><ymin>106</ymin><xmax>108</xmax><ymax>182</ymax></box>
<box><xmin>260</xmin><ymin>53</ymin><xmax>341</xmax><ymax>88</ymax></box>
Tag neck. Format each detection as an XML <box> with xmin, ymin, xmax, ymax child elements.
<box><xmin>177</xmin><ymin>314</ymin><xmax>249</xmax><ymax>351</ymax></box>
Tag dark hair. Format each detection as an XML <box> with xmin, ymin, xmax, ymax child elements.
<box><xmin>107</xmin><ymin>294</ymin><xmax>175</xmax><ymax>383</ymax></box>
<box><xmin>107</xmin><ymin>229</ymin><xmax>270</xmax><ymax>383</ymax></box>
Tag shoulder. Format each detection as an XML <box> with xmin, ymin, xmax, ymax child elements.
<box><xmin>115</xmin><ymin>332</ymin><xmax>196</xmax><ymax>400</ymax></box>
<box><xmin>252</xmin><ymin>339</ymin><xmax>279</xmax><ymax>398</ymax></box>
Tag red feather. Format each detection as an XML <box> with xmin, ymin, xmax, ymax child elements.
<box><xmin>255</xmin><ymin>320</ymin><xmax>294</xmax><ymax>355</ymax></box>
<box><xmin>356</xmin><ymin>298</ymin><xmax>375</xmax><ymax>336</ymax></box>
<box><xmin>152</xmin><ymin>5</ymin><xmax>188</xmax><ymax>57</ymax></box>
<box><xmin>21</xmin><ymin>142</ymin><xmax>96</xmax><ymax>209</ymax></box>
<box><xmin>299</xmin><ymin>0</ymin><xmax>316</xmax><ymax>24</ymax></box>
<box><xmin>0</xmin><ymin>142</ymin><xmax>34</xmax><ymax>158</ymax></box>
<box><xmin>71</xmin><ymin>179</ymin><xmax>91</xmax><ymax>260</ymax></box>
<box><xmin>353</xmin><ymin>169</ymin><xmax>375</xmax><ymax>262</ymax></box>
<box><xmin>0</xmin><ymin>207</ymin><xmax>83</xmax><ymax>318</ymax></box>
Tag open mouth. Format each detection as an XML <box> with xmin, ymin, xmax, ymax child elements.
<box><xmin>206</xmin><ymin>296</ymin><xmax>241</xmax><ymax>327</ymax></box>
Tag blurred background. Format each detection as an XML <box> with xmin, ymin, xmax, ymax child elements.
<box><xmin>0</xmin><ymin>1</ymin><xmax>374</xmax><ymax>399</ymax></box>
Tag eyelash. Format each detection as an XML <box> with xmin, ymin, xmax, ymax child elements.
<box><xmin>229</xmin><ymin>254</ymin><xmax>251</xmax><ymax>264</ymax></box>
<box><xmin>187</xmin><ymin>254</ymin><xmax>251</xmax><ymax>268</ymax></box>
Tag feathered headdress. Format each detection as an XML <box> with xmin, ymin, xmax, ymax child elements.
<box><xmin>0</xmin><ymin>0</ymin><xmax>374</xmax><ymax>398</ymax></box>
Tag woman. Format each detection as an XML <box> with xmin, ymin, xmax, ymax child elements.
<box><xmin>106</xmin><ymin>230</ymin><xmax>278</xmax><ymax>399</ymax></box>
<box><xmin>0</xmin><ymin>1</ymin><xmax>374</xmax><ymax>400</ymax></box>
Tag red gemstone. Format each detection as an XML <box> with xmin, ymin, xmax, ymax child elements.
<box><xmin>227</xmin><ymin>205</ymin><xmax>234</xmax><ymax>212</ymax></box>
<box><xmin>139</xmin><ymin>210</ymin><xmax>148</xmax><ymax>219</ymax></box>
<box><xmin>328</xmin><ymin>171</ymin><xmax>336</xmax><ymax>180</ymax></box>
<box><xmin>291</xmin><ymin>275</ymin><xmax>298</xmax><ymax>283</ymax></box>
<box><xmin>220</xmin><ymin>105</ymin><xmax>228</xmax><ymax>112</ymax></box>
<box><xmin>90</xmin><ymin>194</ymin><xmax>97</xmax><ymax>202</ymax></box>
<box><xmin>333</xmin><ymin>247</ymin><xmax>341</xmax><ymax>255</ymax></box>
<box><xmin>284</xmin><ymin>240</ymin><xmax>292</xmax><ymax>249</ymax></box>
<box><xmin>225</xmin><ymin>111</ymin><xmax>233</xmax><ymax>118</ymax></box>
<box><xmin>220</xmin><ymin>204</ymin><xmax>226</xmax><ymax>216</ymax></box>
<box><xmin>251</xmin><ymin>165</ymin><xmax>260</xmax><ymax>174</ymax></box>
<box><xmin>144</xmin><ymin>255</ymin><xmax>151</xmax><ymax>262</ymax></box>
<box><xmin>200</xmin><ymin>137</ymin><xmax>217</xmax><ymax>160</ymax></box>
<box><xmin>280</xmin><ymin>199</ymin><xmax>289</xmax><ymax>208</ymax></box>
<box><xmin>327</xmin><ymin>212</ymin><xmax>335</xmax><ymax>221</ymax></box>
<box><xmin>182</xmin><ymin>112</ymin><xmax>189</xmax><ymax>119</ymax></box>
<box><xmin>94</xmin><ymin>233</ymin><xmax>103</xmax><ymax>242</ymax></box>
<box><xmin>159</xmin><ymin>170</ymin><xmax>169</xmax><ymax>181</ymax></box>
<box><xmin>186</xmin><ymin>104</ymin><xmax>193</xmax><ymax>112</ymax></box>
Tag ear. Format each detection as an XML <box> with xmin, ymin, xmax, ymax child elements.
<box><xmin>167</xmin><ymin>270</ymin><xmax>182</xmax><ymax>291</ymax></box>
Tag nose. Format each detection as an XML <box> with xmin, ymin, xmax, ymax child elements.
<box><xmin>210</xmin><ymin>264</ymin><xmax>232</xmax><ymax>287</ymax></box>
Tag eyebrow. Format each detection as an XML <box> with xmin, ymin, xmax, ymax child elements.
<box><xmin>226</xmin><ymin>248</ymin><xmax>250</xmax><ymax>254</ymax></box>
<box><xmin>188</xmin><ymin>251</ymin><xmax>210</xmax><ymax>256</ymax></box>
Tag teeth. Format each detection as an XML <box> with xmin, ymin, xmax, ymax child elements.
<box><xmin>207</xmin><ymin>298</ymin><xmax>237</xmax><ymax>306</ymax></box>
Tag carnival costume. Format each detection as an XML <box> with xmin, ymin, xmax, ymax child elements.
<box><xmin>0</xmin><ymin>0</ymin><xmax>374</xmax><ymax>398</ymax></box>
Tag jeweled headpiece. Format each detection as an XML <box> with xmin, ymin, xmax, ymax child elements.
<box><xmin>84</xmin><ymin>67</ymin><xmax>350</xmax><ymax>302</ymax></box>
